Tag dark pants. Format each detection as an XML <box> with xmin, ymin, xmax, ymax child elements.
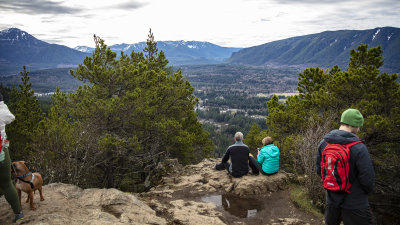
<box><xmin>215</xmin><ymin>157</ymin><xmax>273</xmax><ymax>177</ymax></box>
<box><xmin>0</xmin><ymin>147</ymin><xmax>22</xmax><ymax>214</ymax></box>
<box><xmin>215</xmin><ymin>161</ymin><xmax>231</xmax><ymax>173</ymax></box>
<box><xmin>248</xmin><ymin>156</ymin><xmax>277</xmax><ymax>175</ymax></box>
<box><xmin>215</xmin><ymin>161</ymin><xmax>251</xmax><ymax>177</ymax></box>
<box><xmin>325</xmin><ymin>204</ymin><xmax>373</xmax><ymax>225</ymax></box>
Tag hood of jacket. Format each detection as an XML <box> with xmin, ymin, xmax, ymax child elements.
<box><xmin>262</xmin><ymin>144</ymin><xmax>279</xmax><ymax>158</ymax></box>
<box><xmin>323</xmin><ymin>129</ymin><xmax>361</xmax><ymax>145</ymax></box>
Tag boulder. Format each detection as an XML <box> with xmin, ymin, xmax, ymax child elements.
<box><xmin>0</xmin><ymin>183</ymin><xmax>167</xmax><ymax>225</ymax></box>
<box><xmin>147</xmin><ymin>158</ymin><xmax>290</xmax><ymax>196</ymax></box>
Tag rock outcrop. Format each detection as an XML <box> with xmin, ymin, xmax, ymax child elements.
<box><xmin>0</xmin><ymin>158</ymin><xmax>322</xmax><ymax>225</ymax></box>
<box><xmin>0</xmin><ymin>183</ymin><xmax>167</xmax><ymax>225</ymax></box>
<box><xmin>146</xmin><ymin>158</ymin><xmax>290</xmax><ymax>196</ymax></box>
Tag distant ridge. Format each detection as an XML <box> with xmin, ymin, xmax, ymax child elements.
<box><xmin>0</xmin><ymin>28</ymin><xmax>241</xmax><ymax>74</ymax></box>
<box><xmin>75</xmin><ymin>40</ymin><xmax>242</xmax><ymax>66</ymax></box>
<box><xmin>0</xmin><ymin>28</ymin><xmax>90</xmax><ymax>74</ymax></box>
<box><xmin>2</xmin><ymin>27</ymin><xmax>399</xmax><ymax>75</ymax></box>
<box><xmin>227</xmin><ymin>27</ymin><xmax>400</xmax><ymax>73</ymax></box>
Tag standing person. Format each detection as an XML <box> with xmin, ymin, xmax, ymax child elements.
<box><xmin>316</xmin><ymin>108</ymin><xmax>375</xmax><ymax>225</ymax></box>
<box><xmin>215</xmin><ymin>132</ymin><xmax>256</xmax><ymax>177</ymax></box>
<box><xmin>0</xmin><ymin>93</ymin><xmax>24</xmax><ymax>223</ymax></box>
<box><xmin>249</xmin><ymin>136</ymin><xmax>279</xmax><ymax>175</ymax></box>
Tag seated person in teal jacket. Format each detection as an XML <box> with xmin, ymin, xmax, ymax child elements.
<box><xmin>249</xmin><ymin>137</ymin><xmax>280</xmax><ymax>175</ymax></box>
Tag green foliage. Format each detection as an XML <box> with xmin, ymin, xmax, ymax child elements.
<box><xmin>266</xmin><ymin>44</ymin><xmax>400</xmax><ymax>206</ymax></box>
<box><xmin>244</xmin><ymin>123</ymin><xmax>261</xmax><ymax>155</ymax></box>
<box><xmin>198</xmin><ymin>108</ymin><xmax>267</xmax><ymax>157</ymax></box>
<box><xmin>0</xmin><ymin>84</ymin><xmax>11</xmax><ymax>101</ymax></box>
<box><xmin>30</xmin><ymin>88</ymin><xmax>84</xmax><ymax>184</ymax></box>
<box><xmin>7</xmin><ymin>66</ymin><xmax>44</xmax><ymax>161</ymax></box>
<box><xmin>32</xmin><ymin>31</ymin><xmax>213</xmax><ymax>189</ymax></box>
<box><xmin>0</xmin><ymin>68</ymin><xmax>83</xmax><ymax>93</ymax></box>
<box><xmin>289</xmin><ymin>184</ymin><xmax>324</xmax><ymax>217</ymax></box>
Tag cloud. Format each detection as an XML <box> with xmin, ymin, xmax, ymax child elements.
<box><xmin>274</xmin><ymin>0</ymin><xmax>356</xmax><ymax>4</ymax></box>
<box><xmin>36</xmin><ymin>33</ymin><xmax>86</xmax><ymax>45</ymax></box>
<box><xmin>0</xmin><ymin>23</ymin><xmax>24</xmax><ymax>30</ymax></box>
<box><xmin>366</xmin><ymin>0</ymin><xmax>400</xmax><ymax>8</ymax></box>
<box><xmin>112</xmin><ymin>1</ymin><xmax>148</xmax><ymax>10</ymax></box>
<box><xmin>276</xmin><ymin>12</ymin><xmax>285</xmax><ymax>17</ymax></box>
<box><xmin>0</xmin><ymin>0</ymin><xmax>81</xmax><ymax>15</ymax></box>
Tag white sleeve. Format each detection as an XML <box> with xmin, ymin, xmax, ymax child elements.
<box><xmin>0</xmin><ymin>103</ymin><xmax>15</xmax><ymax>125</ymax></box>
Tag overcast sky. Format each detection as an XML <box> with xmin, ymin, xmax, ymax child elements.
<box><xmin>0</xmin><ymin>0</ymin><xmax>399</xmax><ymax>48</ymax></box>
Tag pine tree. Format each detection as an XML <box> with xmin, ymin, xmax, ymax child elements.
<box><xmin>7</xmin><ymin>66</ymin><xmax>43</xmax><ymax>160</ymax></box>
<box><xmin>266</xmin><ymin>44</ymin><xmax>400</xmax><ymax>208</ymax></box>
<box><xmin>39</xmin><ymin>31</ymin><xmax>213</xmax><ymax>189</ymax></box>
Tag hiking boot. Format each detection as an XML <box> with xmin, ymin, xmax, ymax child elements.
<box><xmin>13</xmin><ymin>212</ymin><xmax>24</xmax><ymax>223</ymax></box>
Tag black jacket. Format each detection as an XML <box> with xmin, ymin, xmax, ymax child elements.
<box><xmin>316</xmin><ymin>129</ymin><xmax>375</xmax><ymax>209</ymax></box>
<box><xmin>222</xmin><ymin>141</ymin><xmax>250</xmax><ymax>177</ymax></box>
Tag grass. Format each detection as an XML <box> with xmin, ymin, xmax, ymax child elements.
<box><xmin>289</xmin><ymin>184</ymin><xmax>324</xmax><ymax>218</ymax></box>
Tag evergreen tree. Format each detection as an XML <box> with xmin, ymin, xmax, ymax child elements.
<box><xmin>30</xmin><ymin>88</ymin><xmax>82</xmax><ymax>185</ymax></box>
<box><xmin>0</xmin><ymin>84</ymin><xmax>11</xmax><ymax>102</ymax></box>
<box><xmin>266</xmin><ymin>44</ymin><xmax>400</xmax><ymax>210</ymax></box>
<box><xmin>36</xmin><ymin>31</ymin><xmax>213</xmax><ymax>190</ymax></box>
<box><xmin>7</xmin><ymin>66</ymin><xmax>43</xmax><ymax>160</ymax></box>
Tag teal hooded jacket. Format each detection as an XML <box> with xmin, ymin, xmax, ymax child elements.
<box><xmin>257</xmin><ymin>144</ymin><xmax>280</xmax><ymax>174</ymax></box>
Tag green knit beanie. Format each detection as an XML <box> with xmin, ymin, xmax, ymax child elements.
<box><xmin>340</xmin><ymin>108</ymin><xmax>364</xmax><ymax>127</ymax></box>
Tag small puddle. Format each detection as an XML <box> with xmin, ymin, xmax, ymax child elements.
<box><xmin>201</xmin><ymin>194</ymin><xmax>264</xmax><ymax>218</ymax></box>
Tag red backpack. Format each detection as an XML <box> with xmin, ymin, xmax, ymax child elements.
<box><xmin>320</xmin><ymin>141</ymin><xmax>362</xmax><ymax>193</ymax></box>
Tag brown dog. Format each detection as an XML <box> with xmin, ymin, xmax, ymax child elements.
<box><xmin>12</xmin><ymin>161</ymin><xmax>45</xmax><ymax>210</ymax></box>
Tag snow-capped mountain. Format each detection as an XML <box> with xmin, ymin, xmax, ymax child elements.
<box><xmin>0</xmin><ymin>28</ymin><xmax>46</xmax><ymax>46</ymax></box>
<box><xmin>74</xmin><ymin>40</ymin><xmax>242</xmax><ymax>65</ymax></box>
<box><xmin>228</xmin><ymin>27</ymin><xmax>400</xmax><ymax>73</ymax></box>
<box><xmin>0</xmin><ymin>28</ymin><xmax>89</xmax><ymax>74</ymax></box>
<box><xmin>0</xmin><ymin>28</ymin><xmax>240</xmax><ymax>74</ymax></box>
<box><xmin>74</xmin><ymin>46</ymin><xmax>95</xmax><ymax>53</ymax></box>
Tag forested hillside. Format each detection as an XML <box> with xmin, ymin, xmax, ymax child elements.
<box><xmin>228</xmin><ymin>27</ymin><xmax>400</xmax><ymax>73</ymax></box>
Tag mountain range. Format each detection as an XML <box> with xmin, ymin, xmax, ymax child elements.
<box><xmin>75</xmin><ymin>41</ymin><xmax>241</xmax><ymax>66</ymax></box>
<box><xmin>1</xmin><ymin>27</ymin><xmax>399</xmax><ymax>76</ymax></box>
<box><xmin>0</xmin><ymin>28</ymin><xmax>240</xmax><ymax>74</ymax></box>
<box><xmin>228</xmin><ymin>27</ymin><xmax>400</xmax><ymax>73</ymax></box>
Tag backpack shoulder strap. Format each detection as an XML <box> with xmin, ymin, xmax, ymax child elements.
<box><xmin>345</xmin><ymin>140</ymin><xmax>363</xmax><ymax>148</ymax></box>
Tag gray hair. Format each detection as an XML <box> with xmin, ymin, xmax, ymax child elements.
<box><xmin>234</xmin><ymin>132</ymin><xmax>244</xmax><ymax>141</ymax></box>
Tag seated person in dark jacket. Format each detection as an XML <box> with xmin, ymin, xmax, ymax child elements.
<box><xmin>215</xmin><ymin>132</ymin><xmax>256</xmax><ymax>177</ymax></box>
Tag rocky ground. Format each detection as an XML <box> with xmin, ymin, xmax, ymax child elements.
<box><xmin>0</xmin><ymin>158</ymin><xmax>323</xmax><ymax>225</ymax></box>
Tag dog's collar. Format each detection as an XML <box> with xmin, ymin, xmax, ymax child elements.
<box><xmin>16</xmin><ymin>172</ymin><xmax>31</xmax><ymax>178</ymax></box>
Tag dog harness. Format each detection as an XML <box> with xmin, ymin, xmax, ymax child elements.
<box><xmin>15</xmin><ymin>171</ymin><xmax>35</xmax><ymax>189</ymax></box>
